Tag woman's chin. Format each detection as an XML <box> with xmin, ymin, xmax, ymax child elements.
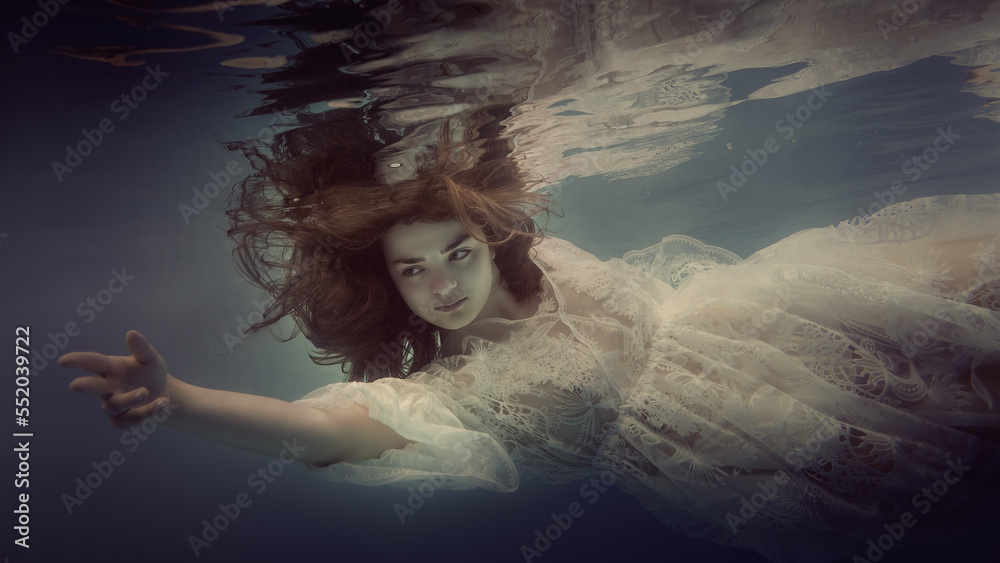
<box><xmin>433</xmin><ymin>319</ymin><xmax>470</xmax><ymax>332</ymax></box>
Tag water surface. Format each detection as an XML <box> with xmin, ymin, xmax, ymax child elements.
<box><xmin>3</xmin><ymin>1</ymin><xmax>999</xmax><ymax>562</ymax></box>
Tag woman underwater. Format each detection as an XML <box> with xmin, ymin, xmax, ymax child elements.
<box><xmin>60</xmin><ymin>115</ymin><xmax>1000</xmax><ymax>562</ymax></box>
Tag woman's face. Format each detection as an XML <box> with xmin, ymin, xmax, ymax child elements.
<box><xmin>382</xmin><ymin>219</ymin><xmax>501</xmax><ymax>332</ymax></box>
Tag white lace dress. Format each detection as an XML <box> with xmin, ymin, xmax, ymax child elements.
<box><xmin>294</xmin><ymin>193</ymin><xmax>1000</xmax><ymax>562</ymax></box>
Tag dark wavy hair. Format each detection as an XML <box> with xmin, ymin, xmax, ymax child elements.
<box><xmin>225</xmin><ymin>113</ymin><xmax>556</xmax><ymax>382</ymax></box>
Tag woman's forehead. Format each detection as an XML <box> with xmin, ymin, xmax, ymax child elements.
<box><xmin>383</xmin><ymin>219</ymin><xmax>482</xmax><ymax>257</ymax></box>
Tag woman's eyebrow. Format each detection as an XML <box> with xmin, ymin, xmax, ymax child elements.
<box><xmin>392</xmin><ymin>233</ymin><xmax>470</xmax><ymax>266</ymax></box>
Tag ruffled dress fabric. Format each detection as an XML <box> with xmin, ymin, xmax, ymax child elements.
<box><xmin>294</xmin><ymin>193</ymin><xmax>1000</xmax><ymax>562</ymax></box>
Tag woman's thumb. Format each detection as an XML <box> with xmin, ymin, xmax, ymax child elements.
<box><xmin>124</xmin><ymin>330</ymin><xmax>159</xmax><ymax>364</ymax></box>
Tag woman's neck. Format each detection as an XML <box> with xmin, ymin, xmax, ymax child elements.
<box><xmin>439</xmin><ymin>286</ymin><xmax>542</xmax><ymax>349</ymax></box>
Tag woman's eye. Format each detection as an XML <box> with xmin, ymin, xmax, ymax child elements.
<box><xmin>400</xmin><ymin>249</ymin><xmax>469</xmax><ymax>277</ymax></box>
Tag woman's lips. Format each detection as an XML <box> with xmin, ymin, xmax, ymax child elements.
<box><xmin>436</xmin><ymin>298</ymin><xmax>466</xmax><ymax>312</ymax></box>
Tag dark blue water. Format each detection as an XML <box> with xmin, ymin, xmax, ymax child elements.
<box><xmin>2</xmin><ymin>1</ymin><xmax>999</xmax><ymax>562</ymax></box>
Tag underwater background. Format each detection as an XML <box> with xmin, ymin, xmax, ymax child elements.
<box><xmin>2</xmin><ymin>1</ymin><xmax>999</xmax><ymax>562</ymax></box>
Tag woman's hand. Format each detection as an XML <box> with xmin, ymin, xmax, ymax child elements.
<box><xmin>59</xmin><ymin>330</ymin><xmax>173</xmax><ymax>429</ymax></box>
<box><xmin>58</xmin><ymin>330</ymin><xmax>405</xmax><ymax>464</ymax></box>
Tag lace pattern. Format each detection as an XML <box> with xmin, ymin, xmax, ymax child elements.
<box><xmin>622</xmin><ymin>234</ymin><xmax>744</xmax><ymax>289</ymax></box>
<box><xmin>301</xmin><ymin>193</ymin><xmax>1000</xmax><ymax>562</ymax></box>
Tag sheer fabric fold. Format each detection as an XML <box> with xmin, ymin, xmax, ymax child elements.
<box><xmin>300</xmin><ymin>192</ymin><xmax>1000</xmax><ymax>562</ymax></box>
<box><xmin>294</xmin><ymin>378</ymin><xmax>519</xmax><ymax>492</ymax></box>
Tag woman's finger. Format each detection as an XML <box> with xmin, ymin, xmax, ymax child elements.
<box><xmin>107</xmin><ymin>397</ymin><xmax>170</xmax><ymax>429</ymax></box>
<box><xmin>101</xmin><ymin>388</ymin><xmax>150</xmax><ymax>418</ymax></box>
<box><xmin>67</xmin><ymin>375</ymin><xmax>113</xmax><ymax>397</ymax></box>
<box><xmin>58</xmin><ymin>351</ymin><xmax>116</xmax><ymax>376</ymax></box>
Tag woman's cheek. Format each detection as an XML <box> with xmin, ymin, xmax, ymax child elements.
<box><xmin>397</xmin><ymin>281</ymin><xmax>424</xmax><ymax>317</ymax></box>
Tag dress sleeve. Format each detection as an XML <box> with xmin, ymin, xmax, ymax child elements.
<box><xmin>292</xmin><ymin>377</ymin><xmax>519</xmax><ymax>492</ymax></box>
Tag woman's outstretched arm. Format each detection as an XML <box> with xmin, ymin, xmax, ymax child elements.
<box><xmin>59</xmin><ymin>330</ymin><xmax>411</xmax><ymax>466</ymax></box>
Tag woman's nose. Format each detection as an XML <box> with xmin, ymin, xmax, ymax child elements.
<box><xmin>432</xmin><ymin>271</ymin><xmax>457</xmax><ymax>295</ymax></box>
